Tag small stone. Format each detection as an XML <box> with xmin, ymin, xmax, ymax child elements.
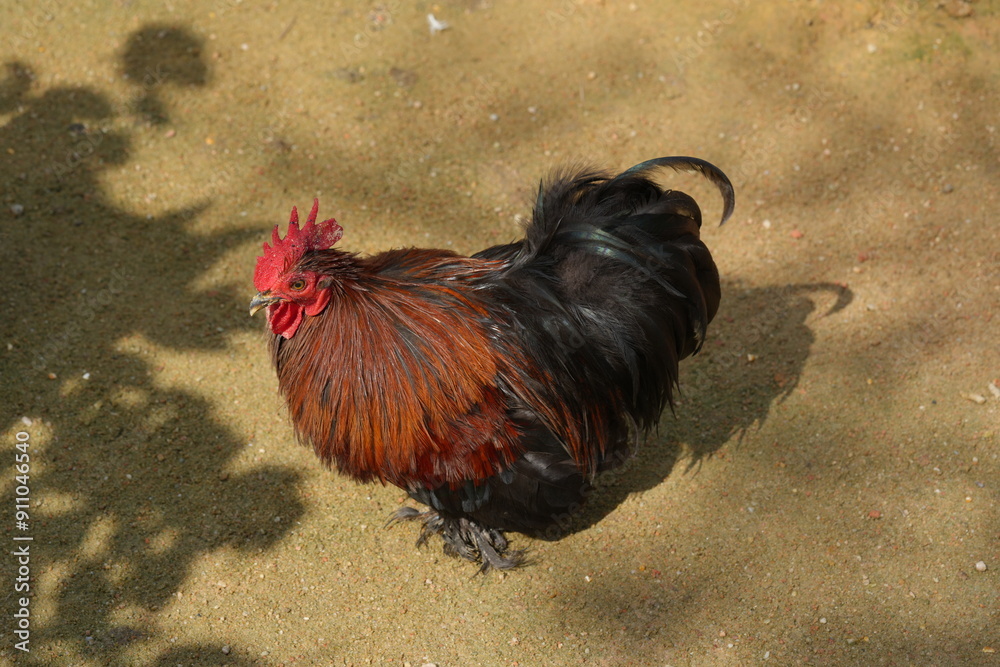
<box><xmin>942</xmin><ymin>0</ymin><xmax>973</xmax><ymax>18</ymax></box>
<box><xmin>790</xmin><ymin>229</ymin><xmax>804</xmax><ymax>239</ymax></box>
<box><xmin>10</xmin><ymin>204</ymin><xmax>24</xmax><ymax>216</ymax></box>
<box><xmin>221</xmin><ymin>646</ymin><xmax>231</xmax><ymax>655</ymax></box>
<box><xmin>975</xmin><ymin>561</ymin><xmax>987</xmax><ymax>572</ymax></box>
<box><xmin>962</xmin><ymin>392</ymin><xmax>987</xmax><ymax>404</ymax></box>
<box><xmin>941</xmin><ymin>183</ymin><xmax>954</xmax><ymax>193</ymax></box>
<box><xmin>332</xmin><ymin>67</ymin><xmax>363</xmax><ymax>83</ymax></box>
<box><xmin>389</xmin><ymin>67</ymin><xmax>418</xmax><ymax>88</ymax></box>
<box><xmin>868</xmin><ymin>510</ymin><xmax>882</xmax><ymax>519</ymax></box>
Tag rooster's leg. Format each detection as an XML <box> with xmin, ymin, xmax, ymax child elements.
<box><xmin>387</xmin><ymin>507</ymin><xmax>525</xmax><ymax>572</ymax></box>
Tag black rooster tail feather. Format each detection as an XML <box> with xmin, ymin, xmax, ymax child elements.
<box><xmin>616</xmin><ymin>156</ymin><xmax>735</xmax><ymax>225</ymax></box>
<box><xmin>481</xmin><ymin>155</ymin><xmax>729</xmax><ymax>469</ymax></box>
<box><xmin>455</xmin><ymin>155</ymin><xmax>732</xmax><ymax>551</ymax></box>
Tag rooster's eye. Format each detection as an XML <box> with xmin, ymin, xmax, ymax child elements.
<box><xmin>289</xmin><ymin>279</ymin><xmax>306</xmax><ymax>291</ymax></box>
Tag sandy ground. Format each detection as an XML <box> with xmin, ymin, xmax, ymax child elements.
<box><xmin>1</xmin><ymin>0</ymin><xmax>997</xmax><ymax>665</ymax></box>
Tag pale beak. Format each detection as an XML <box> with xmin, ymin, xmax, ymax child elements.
<box><xmin>249</xmin><ymin>292</ymin><xmax>281</xmax><ymax>316</ymax></box>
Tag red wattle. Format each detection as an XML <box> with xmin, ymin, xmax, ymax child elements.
<box><xmin>267</xmin><ymin>301</ymin><xmax>304</xmax><ymax>339</ymax></box>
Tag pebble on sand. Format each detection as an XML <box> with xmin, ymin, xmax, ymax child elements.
<box><xmin>987</xmin><ymin>381</ymin><xmax>1000</xmax><ymax>400</ymax></box>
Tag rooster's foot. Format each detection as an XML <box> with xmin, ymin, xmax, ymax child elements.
<box><xmin>387</xmin><ymin>507</ymin><xmax>525</xmax><ymax>573</ymax></box>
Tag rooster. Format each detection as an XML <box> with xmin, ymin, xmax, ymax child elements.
<box><xmin>250</xmin><ymin>157</ymin><xmax>733</xmax><ymax>571</ymax></box>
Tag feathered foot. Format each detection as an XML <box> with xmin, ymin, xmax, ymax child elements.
<box><xmin>387</xmin><ymin>507</ymin><xmax>526</xmax><ymax>573</ymax></box>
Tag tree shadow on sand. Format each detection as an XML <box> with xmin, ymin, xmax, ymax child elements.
<box><xmin>0</xmin><ymin>27</ymin><xmax>303</xmax><ymax>666</ymax></box>
<box><xmin>547</xmin><ymin>280</ymin><xmax>853</xmax><ymax>538</ymax></box>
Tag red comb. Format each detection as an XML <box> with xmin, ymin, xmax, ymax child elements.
<box><xmin>253</xmin><ymin>199</ymin><xmax>343</xmax><ymax>291</ymax></box>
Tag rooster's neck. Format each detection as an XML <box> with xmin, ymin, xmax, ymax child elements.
<box><xmin>297</xmin><ymin>248</ymin><xmax>363</xmax><ymax>286</ymax></box>
<box><xmin>269</xmin><ymin>248</ymin><xmax>525</xmax><ymax>489</ymax></box>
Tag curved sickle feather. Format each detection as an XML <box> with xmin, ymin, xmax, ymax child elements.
<box><xmin>617</xmin><ymin>156</ymin><xmax>736</xmax><ymax>225</ymax></box>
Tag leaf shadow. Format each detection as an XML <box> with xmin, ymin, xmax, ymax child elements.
<box><xmin>550</xmin><ymin>280</ymin><xmax>853</xmax><ymax>537</ymax></box>
<box><xmin>0</xmin><ymin>25</ymin><xmax>303</xmax><ymax>665</ymax></box>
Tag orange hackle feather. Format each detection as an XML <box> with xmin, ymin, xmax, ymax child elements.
<box><xmin>270</xmin><ymin>249</ymin><xmax>582</xmax><ymax>490</ymax></box>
